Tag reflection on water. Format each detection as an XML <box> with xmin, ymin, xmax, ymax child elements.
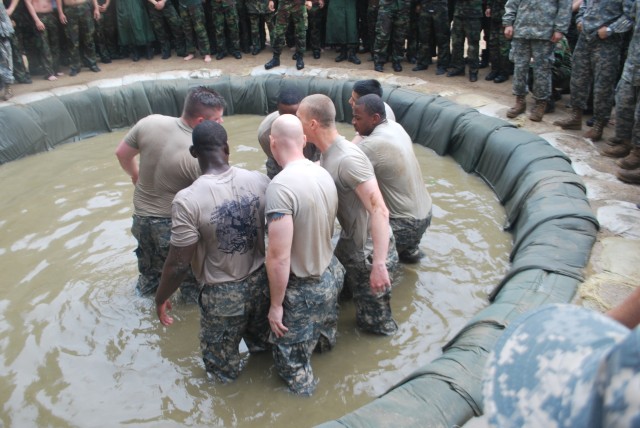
<box><xmin>0</xmin><ymin>115</ymin><xmax>510</xmax><ymax>427</ymax></box>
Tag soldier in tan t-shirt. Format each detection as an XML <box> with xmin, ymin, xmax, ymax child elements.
<box><xmin>115</xmin><ymin>86</ymin><xmax>226</xmax><ymax>301</ymax></box>
<box><xmin>155</xmin><ymin>120</ymin><xmax>271</xmax><ymax>383</ymax></box>
<box><xmin>297</xmin><ymin>94</ymin><xmax>399</xmax><ymax>336</ymax></box>
<box><xmin>353</xmin><ymin>94</ymin><xmax>433</xmax><ymax>263</ymax></box>
<box><xmin>265</xmin><ymin>114</ymin><xmax>344</xmax><ymax>395</ymax></box>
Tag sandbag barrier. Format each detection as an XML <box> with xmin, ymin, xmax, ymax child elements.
<box><xmin>0</xmin><ymin>74</ymin><xmax>598</xmax><ymax>427</ymax></box>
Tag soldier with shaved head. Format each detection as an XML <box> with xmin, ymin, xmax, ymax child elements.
<box><xmin>266</xmin><ymin>114</ymin><xmax>343</xmax><ymax>395</ymax></box>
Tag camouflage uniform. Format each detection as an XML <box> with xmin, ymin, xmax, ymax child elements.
<box><xmin>270</xmin><ymin>0</ymin><xmax>307</xmax><ymax>56</ymax></box>
<box><xmin>487</xmin><ymin>0</ymin><xmax>511</xmax><ymax>76</ymax></box>
<box><xmin>503</xmin><ymin>0</ymin><xmax>572</xmax><ymax>100</ymax></box>
<box><xmin>306</xmin><ymin>1</ymin><xmax>324</xmax><ymax>55</ymax></box>
<box><xmin>483</xmin><ymin>304</ymin><xmax>640</xmax><ymax>427</ymax></box>
<box><xmin>390</xmin><ymin>212</ymin><xmax>431</xmax><ymax>259</ymax></box>
<box><xmin>131</xmin><ymin>215</ymin><xmax>200</xmax><ymax>303</ymax></box>
<box><xmin>270</xmin><ymin>256</ymin><xmax>345</xmax><ymax>395</ymax></box>
<box><xmin>372</xmin><ymin>0</ymin><xmax>411</xmax><ymax>64</ymax></box>
<box><xmin>236</xmin><ymin>0</ymin><xmax>251</xmax><ymax>52</ymax></box>
<box><xmin>0</xmin><ymin>1</ymin><xmax>13</xmax><ymax>88</ymax></box>
<box><xmin>62</xmin><ymin>2</ymin><xmax>100</xmax><ymax>71</ymax></box>
<box><xmin>200</xmin><ymin>265</ymin><xmax>271</xmax><ymax>383</ymax></box>
<box><xmin>210</xmin><ymin>0</ymin><xmax>241</xmax><ymax>55</ymax></box>
<box><xmin>405</xmin><ymin>0</ymin><xmax>418</xmax><ymax>61</ymax></box>
<box><xmin>7</xmin><ymin>1</ymin><xmax>32</xmax><ymax>83</ymax></box>
<box><xmin>146</xmin><ymin>0</ymin><xmax>186</xmax><ymax>57</ymax></box>
<box><xmin>450</xmin><ymin>0</ymin><xmax>483</xmax><ymax>72</ymax></box>
<box><xmin>246</xmin><ymin>0</ymin><xmax>272</xmax><ymax>50</ymax></box>
<box><xmin>335</xmin><ymin>235</ymin><xmax>399</xmax><ymax>335</ymax></box>
<box><xmin>94</xmin><ymin>0</ymin><xmax>119</xmax><ymax>61</ymax></box>
<box><xmin>33</xmin><ymin>12</ymin><xmax>62</xmax><ymax>77</ymax></box>
<box><xmin>414</xmin><ymin>0</ymin><xmax>451</xmax><ymax>69</ymax></box>
<box><xmin>569</xmin><ymin>0</ymin><xmax>632</xmax><ymax>122</ymax></box>
<box><xmin>364</xmin><ymin>0</ymin><xmax>380</xmax><ymax>54</ymax></box>
<box><xmin>178</xmin><ymin>0</ymin><xmax>211</xmax><ymax>56</ymax></box>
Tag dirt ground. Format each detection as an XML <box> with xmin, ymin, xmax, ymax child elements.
<box><xmin>8</xmin><ymin>46</ymin><xmax>640</xmax><ymax>310</ymax></box>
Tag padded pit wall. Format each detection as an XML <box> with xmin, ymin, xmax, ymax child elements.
<box><xmin>0</xmin><ymin>74</ymin><xmax>598</xmax><ymax>427</ymax></box>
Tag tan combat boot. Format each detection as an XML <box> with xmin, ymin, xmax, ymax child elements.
<box><xmin>507</xmin><ymin>95</ymin><xmax>526</xmax><ymax>118</ymax></box>
<box><xmin>529</xmin><ymin>99</ymin><xmax>548</xmax><ymax>122</ymax></box>
<box><xmin>584</xmin><ymin>118</ymin><xmax>607</xmax><ymax>141</ymax></box>
<box><xmin>617</xmin><ymin>145</ymin><xmax>640</xmax><ymax>170</ymax></box>
<box><xmin>616</xmin><ymin>166</ymin><xmax>640</xmax><ymax>184</ymax></box>
<box><xmin>553</xmin><ymin>107</ymin><xmax>583</xmax><ymax>130</ymax></box>
<box><xmin>601</xmin><ymin>138</ymin><xmax>631</xmax><ymax>158</ymax></box>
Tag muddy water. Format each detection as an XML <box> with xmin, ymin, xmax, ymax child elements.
<box><xmin>0</xmin><ymin>115</ymin><xmax>510</xmax><ymax>427</ymax></box>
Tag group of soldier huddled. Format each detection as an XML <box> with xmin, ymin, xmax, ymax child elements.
<box><xmin>1</xmin><ymin>0</ymin><xmax>640</xmax><ymax>184</ymax></box>
<box><xmin>114</xmin><ymin>81</ymin><xmax>432</xmax><ymax>395</ymax></box>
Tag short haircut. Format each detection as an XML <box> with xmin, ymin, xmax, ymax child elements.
<box><xmin>300</xmin><ymin>94</ymin><xmax>336</xmax><ymax>128</ymax></box>
<box><xmin>356</xmin><ymin>94</ymin><xmax>387</xmax><ymax>119</ymax></box>
<box><xmin>277</xmin><ymin>86</ymin><xmax>304</xmax><ymax>106</ymax></box>
<box><xmin>352</xmin><ymin>79</ymin><xmax>383</xmax><ymax>98</ymax></box>
<box><xmin>183</xmin><ymin>86</ymin><xmax>227</xmax><ymax>120</ymax></box>
<box><xmin>192</xmin><ymin>120</ymin><xmax>228</xmax><ymax>151</ymax></box>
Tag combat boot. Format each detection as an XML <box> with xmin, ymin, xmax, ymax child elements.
<box><xmin>617</xmin><ymin>145</ymin><xmax>640</xmax><ymax>170</ymax></box>
<box><xmin>616</xmin><ymin>166</ymin><xmax>640</xmax><ymax>184</ymax></box>
<box><xmin>584</xmin><ymin>118</ymin><xmax>607</xmax><ymax>141</ymax></box>
<box><xmin>2</xmin><ymin>84</ymin><xmax>12</xmax><ymax>101</ymax></box>
<box><xmin>264</xmin><ymin>54</ymin><xmax>280</xmax><ymax>70</ymax></box>
<box><xmin>553</xmin><ymin>107</ymin><xmax>583</xmax><ymax>130</ymax></box>
<box><xmin>296</xmin><ymin>53</ymin><xmax>304</xmax><ymax>70</ymax></box>
<box><xmin>529</xmin><ymin>99</ymin><xmax>547</xmax><ymax>122</ymax></box>
<box><xmin>601</xmin><ymin>139</ymin><xmax>631</xmax><ymax>158</ymax></box>
<box><xmin>347</xmin><ymin>48</ymin><xmax>361</xmax><ymax>65</ymax></box>
<box><xmin>507</xmin><ymin>95</ymin><xmax>526</xmax><ymax>118</ymax></box>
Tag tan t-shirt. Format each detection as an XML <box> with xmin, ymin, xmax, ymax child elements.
<box><xmin>321</xmin><ymin>136</ymin><xmax>375</xmax><ymax>259</ymax></box>
<box><xmin>265</xmin><ymin>159</ymin><xmax>338</xmax><ymax>278</ymax></box>
<box><xmin>359</xmin><ymin>120</ymin><xmax>432</xmax><ymax>220</ymax></box>
<box><xmin>124</xmin><ymin>115</ymin><xmax>200</xmax><ymax>218</ymax></box>
<box><xmin>170</xmin><ymin>167</ymin><xmax>270</xmax><ymax>284</ymax></box>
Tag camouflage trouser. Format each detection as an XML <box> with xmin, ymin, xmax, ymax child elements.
<box><xmin>335</xmin><ymin>237</ymin><xmax>399</xmax><ymax>335</ymax></box>
<box><xmin>35</xmin><ymin>12</ymin><xmax>61</xmax><ymax>77</ymax></box>
<box><xmin>0</xmin><ymin>36</ymin><xmax>13</xmax><ymax>86</ymax></box>
<box><xmin>405</xmin><ymin>3</ymin><xmax>418</xmax><ymax>59</ymax></box>
<box><xmin>614</xmin><ymin>78</ymin><xmax>640</xmax><ymax>147</ymax></box>
<box><xmin>364</xmin><ymin>2</ymin><xmax>379</xmax><ymax>53</ymax></box>
<box><xmin>236</xmin><ymin>0</ymin><xmax>251</xmax><ymax>51</ymax></box>
<box><xmin>199</xmin><ymin>265</ymin><xmax>270</xmax><ymax>383</ymax></box>
<box><xmin>390</xmin><ymin>213</ymin><xmax>431</xmax><ymax>258</ymax></box>
<box><xmin>63</xmin><ymin>2</ymin><xmax>98</xmax><ymax>69</ymax></box>
<box><xmin>306</xmin><ymin>4</ymin><xmax>324</xmax><ymax>52</ymax></box>
<box><xmin>210</xmin><ymin>1</ymin><xmax>241</xmax><ymax>54</ymax></box>
<box><xmin>450</xmin><ymin>16</ymin><xmax>481</xmax><ymax>70</ymax></box>
<box><xmin>131</xmin><ymin>215</ymin><xmax>200</xmax><ymax>303</ymax></box>
<box><xmin>271</xmin><ymin>256</ymin><xmax>345</xmax><ymax>395</ymax></box>
<box><xmin>179</xmin><ymin>2</ymin><xmax>210</xmax><ymax>56</ymax></box>
<box><xmin>147</xmin><ymin>0</ymin><xmax>186</xmax><ymax>54</ymax></box>
<box><xmin>488</xmin><ymin>15</ymin><xmax>510</xmax><ymax>73</ymax></box>
<box><xmin>94</xmin><ymin>0</ymin><xmax>118</xmax><ymax>59</ymax></box>
<box><xmin>372</xmin><ymin>3</ymin><xmax>410</xmax><ymax>63</ymax></box>
<box><xmin>9</xmin><ymin>32</ymin><xmax>30</xmax><ymax>82</ymax></box>
<box><xmin>248</xmin><ymin>12</ymin><xmax>273</xmax><ymax>48</ymax></box>
<box><xmin>415</xmin><ymin>4</ymin><xmax>451</xmax><ymax>68</ymax></box>
<box><xmin>510</xmin><ymin>38</ymin><xmax>554</xmax><ymax>101</ymax></box>
<box><xmin>271</xmin><ymin>1</ymin><xmax>307</xmax><ymax>55</ymax></box>
<box><xmin>570</xmin><ymin>33</ymin><xmax>622</xmax><ymax>122</ymax></box>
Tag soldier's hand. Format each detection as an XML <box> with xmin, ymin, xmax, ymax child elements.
<box><xmin>268</xmin><ymin>0</ymin><xmax>275</xmax><ymax>12</ymax></box>
<box><xmin>369</xmin><ymin>262</ymin><xmax>391</xmax><ymax>295</ymax></box>
<box><xmin>35</xmin><ymin>19</ymin><xmax>45</xmax><ymax>32</ymax></box>
<box><xmin>59</xmin><ymin>13</ymin><xmax>67</xmax><ymax>25</ymax></box>
<box><xmin>268</xmin><ymin>305</ymin><xmax>288</xmax><ymax>338</ymax></box>
<box><xmin>503</xmin><ymin>25</ymin><xmax>513</xmax><ymax>40</ymax></box>
<box><xmin>577</xmin><ymin>22</ymin><xmax>583</xmax><ymax>32</ymax></box>
<box><xmin>157</xmin><ymin>299</ymin><xmax>174</xmax><ymax>326</ymax></box>
<box><xmin>551</xmin><ymin>31</ymin><xmax>563</xmax><ymax>43</ymax></box>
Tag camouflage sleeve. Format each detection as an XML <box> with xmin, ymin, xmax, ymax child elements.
<box><xmin>501</xmin><ymin>0</ymin><xmax>519</xmax><ymax>26</ymax></box>
<box><xmin>609</xmin><ymin>0</ymin><xmax>635</xmax><ymax>34</ymax></box>
<box><xmin>554</xmin><ymin>0</ymin><xmax>572</xmax><ymax>34</ymax></box>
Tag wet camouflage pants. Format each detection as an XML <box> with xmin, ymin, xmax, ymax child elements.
<box><xmin>510</xmin><ymin>38</ymin><xmax>554</xmax><ymax>101</ymax></box>
<box><xmin>147</xmin><ymin>1</ymin><xmax>185</xmax><ymax>54</ymax></box>
<box><xmin>271</xmin><ymin>256</ymin><xmax>345</xmax><ymax>395</ymax></box>
<box><xmin>335</xmin><ymin>238</ymin><xmax>399</xmax><ymax>335</ymax></box>
<box><xmin>34</xmin><ymin>12</ymin><xmax>61</xmax><ymax>77</ymax></box>
<box><xmin>0</xmin><ymin>36</ymin><xmax>13</xmax><ymax>86</ymax></box>
<box><xmin>199</xmin><ymin>265</ymin><xmax>271</xmax><ymax>383</ymax></box>
<box><xmin>372</xmin><ymin>2</ymin><xmax>410</xmax><ymax>63</ymax></box>
<box><xmin>179</xmin><ymin>2</ymin><xmax>210</xmax><ymax>56</ymax></box>
<box><xmin>390</xmin><ymin>213</ymin><xmax>431</xmax><ymax>257</ymax></box>
<box><xmin>63</xmin><ymin>2</ymin><xmax>98</xmax><ymax>69</ymax></box>
<box><xmin>614</xmin><ymin>78</ymin><xmax>640</xmax><ymax>147</ymax></box>
<box><xmin>210</xmin><ymin>1</ymin><xmax>241</xmax><ymax>54</ymax></box>
<box><xmin>131</xmin><ymin>215</ymin><xmax>200</xmax><ymax>303</ymax></box>
<box><xmin>415</xmin><ymin>4</ymin><xmax>451</xmax><ymax>68</ymax></box>
<box><xmin>450</xmin><ymin>16</ymin><xmax>481</xmax><ymax>70</ymax></box>
<box><xmin>570</xmin><ymin>33</ymin><xmax>623</xmax><ymax>122</ymax></box>
<box><xmin>270</xmin><ymin>1</ymin><xmax>307</xmax><ymax>55</ymax></box>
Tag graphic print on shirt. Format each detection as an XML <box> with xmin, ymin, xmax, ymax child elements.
<box><xmin>210</xmin><ymin>193</ymin><xmax>260</xmax><ymax>254</ymax></box>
